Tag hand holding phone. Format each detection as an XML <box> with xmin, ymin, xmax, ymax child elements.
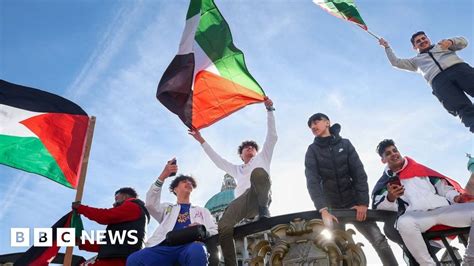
<box><xmin>169</xmin><ymin>158</ymin><xmax>177</xmax><ymax>177</ymax></box>
<box><xmin>388</xmin><ymin>175</ymin><xmax>401</xmax><ymax>186</ymax></box>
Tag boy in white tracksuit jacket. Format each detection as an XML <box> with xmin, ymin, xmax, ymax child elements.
<box><xmin>379</xmin><ymin>32</ymin><xmax>474</xmax><ymax>132</ymax></box>
<box><xmin>127</xmin><ymin>161</ymin><xmax>217</xmax><ymax>266</ymax></box>
<box><xmin>372</xmin><ymin>139</ymin><xmax>474</xmax><ymax>266</ymax></box>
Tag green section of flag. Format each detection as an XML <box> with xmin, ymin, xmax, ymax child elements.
<box><xmin>315</xmin><ymin>0</ymin><xmax>367</xmax><ymax>29</ymax></box>
<box><xmin>193</xmin><ymin>0</ymin><xmax>264</xmax><ymax>96</ymax></box>
<box><xmin>186</xmin><ymin>0</ymin><xmax>201</xmax><ymax>20</ymax></box>
<box><xmin>0</xmin><ymin>135</ymin><xmax>71</xmax><ymax>188</ymax></box>
<box><xmin>71</xmin><ymin>211</ymin><xmax>84</xmax><ymax>236</ymax></box>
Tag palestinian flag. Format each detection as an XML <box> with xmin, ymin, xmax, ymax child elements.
<box><xmin>15</xmin><ymin>212</ymin><xmax>84</xmax><ymax>266</ymax></box>
<box><xmin>0</xmin><ymin>80</ymin><xmax>89</xmax><ymax>188</ymax></box>
<box><xmin>313</xmin><ymin>0</ymin><xmax>368</xmax><ymax>30</ymax></box>
<box><xmin>157</xmin><ymin>0</ymin><xmax>265</xmax><ymax>130</ymax></box>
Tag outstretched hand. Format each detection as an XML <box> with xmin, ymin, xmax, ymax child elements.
<box><xmin>379</xmin><ymin>38</ymin><xmax>389</xmax><ymax>48</ymax></box>
<box><xmin>188</xmin><ymin>129</ymin><xmax>205</xmax><ymax>144</ymax></box>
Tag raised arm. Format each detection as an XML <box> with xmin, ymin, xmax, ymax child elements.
<box><xmin>145</xmin><ymin>161</ymin><xmax>177</xmax><ymax>222</ymax></box>
<box><xmin>260</xmin><ymin>97</ymin><xmax>278</xmax><ymax>161</ymax></box>
<box><xmin>438</xmin><ymin>37</ymin><xmax>468</xmax><ymax>51</ymax></box>
<box><xmin>189</xmin><ymin>129</ymin><xmax>239</xmax><ymax>177</ymax></box>
<box><xmin>379</xmin><ymin>38</ymin><xmax>418</xmax><ymax>72</ymax></box>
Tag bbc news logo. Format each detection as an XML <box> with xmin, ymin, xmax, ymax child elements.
<box><xmin>11</xmin><ymin>228</ymin><xmax>138</xmax><ymax>247</ymax></box>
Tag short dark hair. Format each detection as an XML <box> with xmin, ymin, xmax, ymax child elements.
<box><xmin>307</xmin><ymin>113</ymin><xmax>329</xmax><ymax>127</ymax></box>
<box><xmin>115</xmin><ymin>187</ymin><xmax>138</xmax><ymax>198</ymax></box>
<box><xmin>376</xmin><ymin>139</ymin><xmax>396</xmax><ymax>157</ymax></box>
<box><xmin>169</xmin><ymin>175</ymin><xmax>197</xmax><ymax>195</ymax></box>
<box><xmin>238</xmin><ymin>140</ymin><xmax>259</xmax><ymax>155</ymax></box>
<box><xmin>410</xmin><ymin>31</ymin><xmax>426</xmax><ymax>45</ymax></box>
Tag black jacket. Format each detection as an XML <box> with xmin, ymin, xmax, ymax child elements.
<box><xmin>98</xmin><ymin>199</ymin><xmax>150</xmax><ymax>259</ymax></box>
<box><xmin>304</xmin><ymin>124</ymin><xmax>369</xmax><ymax>209</ymax></box>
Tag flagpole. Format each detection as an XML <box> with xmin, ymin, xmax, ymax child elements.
<box><xmin>64</xmin><ymin>116</ymin><xmax>96</xmax><ymax>266</ymax></box>
<box><xmin>365</xmin><ymin>29</ymin><xmax>380</xmax><ymax>40</ymax></box>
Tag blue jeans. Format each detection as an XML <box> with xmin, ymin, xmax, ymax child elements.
<box><xmin>126</xmin><ymin>242</ymin><xmax>207</xmax><ymax>266</ymax></box>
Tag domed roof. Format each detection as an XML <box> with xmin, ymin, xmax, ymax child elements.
<box><xmin>205</xmin><ymin>189</ymin><xmax>235</xmax><ymax>214</ymax></box>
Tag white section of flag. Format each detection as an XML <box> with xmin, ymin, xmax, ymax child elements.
<box><xmin>194</xmin><ymin>41</ymin><xmax>220</xmax><ymax>76</ymax></box>
<box><xmin>178</xmin><ymin>14</ymin><xmax>200</xmax><ymax>55</ymax></box>
<box><xmin>0</xmin><ymin>104</ymin><xmax>42</xmax><ymax>137</ymax></box>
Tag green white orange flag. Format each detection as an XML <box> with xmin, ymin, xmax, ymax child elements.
<box><xmin>157</xmin><ymin>0</ymin><xmax>265</xmax><ymax>130</ymax></box>
<box><xmin>313</xmin><ymin>0</ymin><xmax>368</xmax><ymax>30</ymax></box>
<box><xmin>0</xmin><ymin>80</ymin><xmax>90</xmax><ymax>188</ymax></box>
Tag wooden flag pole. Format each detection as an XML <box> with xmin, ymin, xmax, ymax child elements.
<box><xmin>64</xmin><ymin>116</ymin><xmax>96</xmax><ymax>266</ymax></box>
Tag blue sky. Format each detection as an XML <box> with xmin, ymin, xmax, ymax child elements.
<box><xmin>1</xmin><ymin>0</ymin><xmax>473</xmax><ymax>264</ymax></box>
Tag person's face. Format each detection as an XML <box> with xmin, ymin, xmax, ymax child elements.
<box><xmin>310</xmin><ymin>119</ymin><xmax>330</xmax><ymax>137</ymax></box>
<box><xmin>381</xmin><ymin>145</ymin><xmax>404</xmax><ymax>170</ymax></box>
<box><xmin>114</xmin><ymin>193</ymin><xmax>128</xmax><ymax>207</ymax></box>
<box><xmin>413</xmin><ymin>34</ymin><xmax>431</xmax><ymax>51</ymax></box>
<box><xmin>174</xmin><ymin>179</ymin><xmax>194</xmax><ymax>196</ymax></box>
<box><xmin>240</xmin><ymin>145</ymin><xmax>257</xmax><ymax>163</ymax></box>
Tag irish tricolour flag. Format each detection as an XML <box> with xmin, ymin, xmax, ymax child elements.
<box><xmin>0</xmin><ymin>80</ymin><xmax>90</xmax><ymax>188</ymax></box>
<box><xmin>157</xmin><ymin>0</ymin><xmax>265</xmax><ymax>130</ymax></box>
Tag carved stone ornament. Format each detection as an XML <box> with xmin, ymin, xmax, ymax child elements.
<box><xmin>248</xmin><ymin>218</ymin><xmax>366</xmax><ymax>266</ymax></box>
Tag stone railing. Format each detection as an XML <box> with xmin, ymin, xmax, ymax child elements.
<box><xmin>205</xmin><ymin>209</ymin><xmax>398</xmax><ymax>266</ymax></box>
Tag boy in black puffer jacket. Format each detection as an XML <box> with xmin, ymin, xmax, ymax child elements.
<box><xmin>304</xmin><ymin>113</ymin><xmax>398</xmax><ymax>266</ymax></box>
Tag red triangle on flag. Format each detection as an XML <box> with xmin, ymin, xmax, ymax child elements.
<box><xmin>21</xmin><ymin>113</ymin><xmax>89</xmax><ymax>188</ymax></box>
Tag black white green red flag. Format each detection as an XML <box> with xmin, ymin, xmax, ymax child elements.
<box><xmin>0</xmin><ymin>80</ymin><xmax>90</xmax><ymax>188</ymax></box>
<box><xmin>157</xmin><ymin>0</ymin><xmax>265</xmax><ymax>130</ymax></box>
<box><xmin>15</xmin><ymin>212</ymin><xmax>84</xmax><ymax>266</ymax></box>
<box><xmin>313</xmin><ymin>0</ymin><xmax>368</xmax><ymax>30</ymax></box>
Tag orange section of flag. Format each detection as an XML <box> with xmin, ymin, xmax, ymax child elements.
<box><xmin>192</xmin><ymin>70</ymin><xmax>265</xmax><ymax>129</ymax></box>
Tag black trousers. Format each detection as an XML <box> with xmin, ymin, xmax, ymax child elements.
<box><xmin>431</xmin><ymin>62</ymin><xmax>474</xmax><ymax>133</ymax></box>
<box><xmin>335</xmin><ymin>220</ymin><xmax>399</xmax><ymax>265</ymax></box>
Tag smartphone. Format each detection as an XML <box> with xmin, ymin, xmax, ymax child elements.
<box><xmin>388</xmin><ymin>175</ymin><xmax>401</xmax><ymax>186</ymax></box>
<box><xmin>169</xmin><ymin>158</ymin><xmax>177</xmax><ymax>177</ymax></box>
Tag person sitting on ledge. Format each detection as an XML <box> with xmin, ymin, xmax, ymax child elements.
<box><xmin>304</xmin><ymin>113</ymin><xmax>398</xmax><ymax>265</ymax></box>
<box><xmin>126</xmin><ymin>160</ymin><xmax>217</xmax><ymax>266</ymax></box>
<box><xmin>72</xmin><ymin>187</ymin><xmax>150</xmax><ymax>266</ymax></box>
<box><xmin>189</xmin><ymin>97</ymin><xmax>277</xmax><ymax>266</ymax></box>
<box><xmin>372</xmin><ymin>139</ymin><xmax>474</xmax><ymax>265</ymax></box>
